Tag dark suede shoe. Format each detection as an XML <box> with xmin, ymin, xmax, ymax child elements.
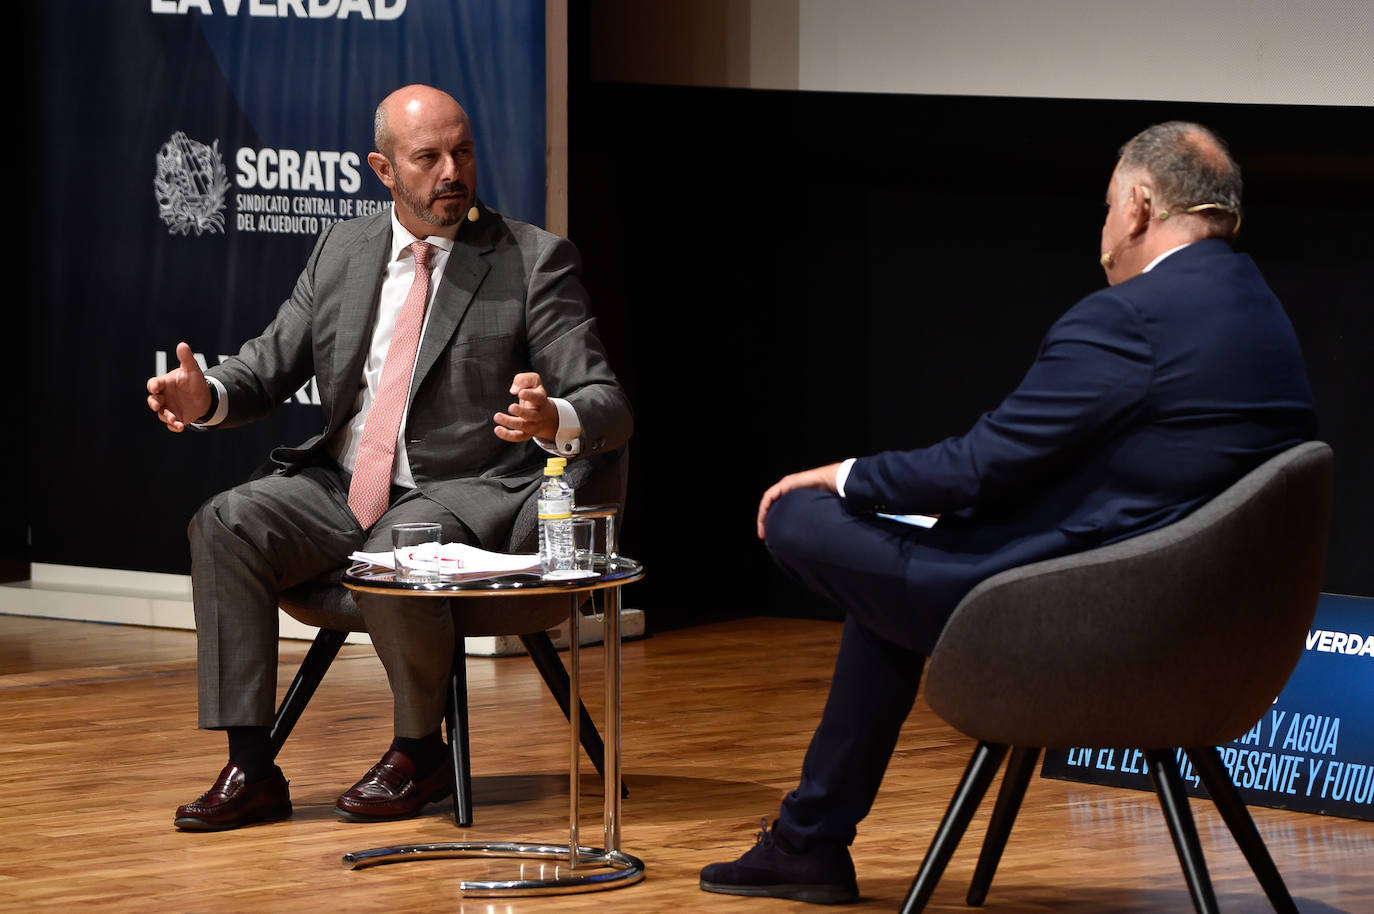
<box><xmin>335</xmin><ymin>749</ymin><xmax>454</xmax><ymax>821</ymax></box>
<box><xmin>700</xmin><ymin>819</ymin><xmax>859</xmax><ymax>905</ymax></box>
<box><xmin>174</xmin><ymin>763</ymin><xmax>292</xmax><ymax>831</ymax></box>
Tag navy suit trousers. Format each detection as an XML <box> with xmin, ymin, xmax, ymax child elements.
<box><xmin>763</xmin><ymin>490</ymin><xmax>933</xmax><ymax>847</ymax></box>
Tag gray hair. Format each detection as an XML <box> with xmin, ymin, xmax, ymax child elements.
<box><xmin>1118</xmin><ymin>121</ymin><xmax>1243</xmax><ymax>237</ymax></box>
<box><xmin>374</xmin><ymin>100</ymin><xmax>394</xmax><ymax>160</ymax></box>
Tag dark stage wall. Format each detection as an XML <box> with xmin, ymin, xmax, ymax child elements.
<box><xmin>9</xmin><ymin>15</ymin><xmax>1369</xmax><ymax>635</ymax></box>
<box><xmin>567</xmin><ymin>80</ymin><xmax>1373</xmax><ymax>629</ymax></box>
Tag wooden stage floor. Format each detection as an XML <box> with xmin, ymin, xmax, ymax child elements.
<box><xmin>0</xmin><ymin>613</ymin><xmax>1369</xmax><ymax>913</ymax></box>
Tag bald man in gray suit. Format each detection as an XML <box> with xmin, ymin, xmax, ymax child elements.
<box><xmin>148</xmin><ymin>85</ymin><xmax>632</xmax><ymax>831</ymax></box>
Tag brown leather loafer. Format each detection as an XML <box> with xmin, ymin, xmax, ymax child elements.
<box><xmin>174</xmin><ymin>764</ymin><xmax>292</xmax><ymax>831</ymax></box>
<box><xmin>335</xmin><ymin>749</ymin><xmax>454</xmax><ymax>821</ymax></box>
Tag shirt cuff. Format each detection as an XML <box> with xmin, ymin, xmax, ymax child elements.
<box><xmin>192</xmin><ymin>376</ymin><xmax>229</xmax><ymax>427</ymax></box>
<box><xmin>835</xmin><ymin>457</ymin><xmax>857</xmax><ymax>497</ymax></box>
<box><xmin>535</xmin><ymin>397</ymin><xmax>582</xmax><ymax>456</ymax></box>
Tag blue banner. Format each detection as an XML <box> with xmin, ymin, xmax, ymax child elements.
<box><xmin>29</xmin><ymin>1</ymin><xmax>545</xmax><ymax>574</ymax></box>
<box><xmin>1042</xmin><ymin>593</ymin><xmax>1374</xmax><ymax>821</ymax></box>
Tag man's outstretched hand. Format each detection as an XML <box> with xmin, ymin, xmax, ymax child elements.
<box><xmin>147</xmin><ymin>342</ymin><xmax>211</xmax><ymax>433</ymax></box>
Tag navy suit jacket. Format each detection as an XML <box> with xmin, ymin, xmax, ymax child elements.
<box><xmin>843</xmin><ymin>239</ymin><xmax>1316</xmax><ymax>617</ymax></box>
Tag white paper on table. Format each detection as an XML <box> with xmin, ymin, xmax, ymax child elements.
<box><xmin>348</xmin><ymin>542</ymin><xmax>540</xmax><ymax>577</ymax></box>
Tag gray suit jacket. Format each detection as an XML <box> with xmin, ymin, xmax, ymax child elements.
<box><xmin>206</xmin><ymin>204</ymin><xmax>633</xmax><ymax>547</ymax></box>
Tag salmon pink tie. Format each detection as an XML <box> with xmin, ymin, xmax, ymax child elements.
<box><xmin>348</xmin><ymin>241</ymin><xmax>435</xmax><ymax>529</ymax></box>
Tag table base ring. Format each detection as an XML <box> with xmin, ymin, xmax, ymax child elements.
<box><xmin>342</xmin><ymin>841</ymin><xmax>645</xmax><ymax>895</ymax></box>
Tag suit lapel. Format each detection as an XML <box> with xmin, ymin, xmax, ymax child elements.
<box><xmin>327</xmin><ymin>216</ymin><xmax>391</xmax><ymax>428</ymax></box>
<box><xmin>411</xmin><ymin>223</ymin><xmax>492</xmax><ymax>401</ymax></box>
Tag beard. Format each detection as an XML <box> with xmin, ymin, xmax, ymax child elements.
<box><xmin>393</xmin><ymin>168</ymin><xmax>468</xmax><ymax>228</ymax></box>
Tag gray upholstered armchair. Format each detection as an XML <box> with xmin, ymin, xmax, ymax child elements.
<box><xmin>902</xmin><ymin>441</ymin><xmax>1334</xmax><ymax>914</ymax></box>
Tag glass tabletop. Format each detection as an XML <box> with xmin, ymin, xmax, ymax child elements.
<box><xmin>343</xmin><ymin>555</ymin><xmax>644</xmax><ymax>596</ymax></box>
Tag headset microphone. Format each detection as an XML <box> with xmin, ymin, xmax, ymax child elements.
<box><xmin>1099</xmin><ymin>235</ymin><xmax>1128</xmax><ymax>268</ymax></box>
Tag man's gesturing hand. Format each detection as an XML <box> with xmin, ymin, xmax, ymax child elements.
<box><xmin>146</xmin><ymin>342</ymin><xmax>211</xmax><ymax>433</ymax></box>
<box><xmin>494</xmin><ymin>371</ymin><xmax>559</xmax><ymax>443</ymax></box>
<box><xmin>756</xmin><ymin>463</ymin><xmax>842</xmax><ymax>539</ymax></box>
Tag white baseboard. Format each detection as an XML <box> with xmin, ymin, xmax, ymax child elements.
<box><xmin>0</xmin><ymin>563</ymin><xmax>367</xmax><ymax>644</ymax></box>
<box><xmin>0</xmin><ymin>563</ymin><xmax>644</xmax><ymax>654</ymax></box>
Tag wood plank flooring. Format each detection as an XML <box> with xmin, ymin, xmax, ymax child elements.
<box><xmin>0</xmin><ymin>613</ymin><xmax>1370</xmax><ymax>913</ymax></box>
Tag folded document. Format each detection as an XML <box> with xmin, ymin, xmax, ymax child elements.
<box><xmin>349</xmin><ymin>543</ymin><xmax>541</xmax><ymax>579</ymax></box>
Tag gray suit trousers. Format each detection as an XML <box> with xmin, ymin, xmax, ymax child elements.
<box><xmin>189</xmin><ymin>463</ymin><xmax>476</xmax><ymax>737</ymax></box>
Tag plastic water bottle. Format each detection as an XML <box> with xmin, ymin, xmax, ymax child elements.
<box><xmin>538</xmin><ymin>459</ymin><xmax>575</xmax><ymax>576</ymax></box>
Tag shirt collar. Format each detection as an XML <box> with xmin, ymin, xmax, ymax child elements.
<box><xmin>1142</xmin><ymin>242</ymin><xmax>1193</xmax><ymax>274</ymax></box>
<box><xmin>388</xmin><ymin>208</ymin><xmax>456</xmax><ymax>262</ymax></box>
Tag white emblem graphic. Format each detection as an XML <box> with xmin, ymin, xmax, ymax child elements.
<box><xmin>155</xmin><ymin>131</ymin><xmax>230</xmax><ymax>236</ymax></box>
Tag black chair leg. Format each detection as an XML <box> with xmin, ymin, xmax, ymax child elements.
<box><xmin>900</xmin><ymin>741</ymin><xmax>1010</xmax><ymax>914</ymax></box>
<box><xmin>519</xmin><ymin>630</ymin><xmax>627</xmax><ymax>797</ymax></box>
<box><xmin>1187</xmin><ymin>746</ymin><xmax>1299</xmax><ymax>914</ymax></box>
<box><xmin>269</xmin><ymin>628</ymin><xmax>347</xmax><ymax>759</ymax></box>
<box><xmin>445</xmin><ymin>638</ymin><xmax>474</xmax><ymax>827</ymax></box>
<box><xmin>967</xmin><ymin>746</ymin><xmax>1040</xmax><ymax>906</ymax></box>
<box><xmin>1146</xmin><ymin>748</ymin><xmax>1220</xmax><ymax>914</ymax></box>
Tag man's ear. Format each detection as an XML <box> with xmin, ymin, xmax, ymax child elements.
<box><xmin>367</xmin><ymin>151</ymin><xmax>395</xmax><ymax>190</ymax></box>
<box><xmin>1128</xmin><ymin>184</ymin><xmax>1153</xmax><ymax>236</ymax></box>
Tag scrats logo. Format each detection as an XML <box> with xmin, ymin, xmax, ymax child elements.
<box><xmin>151</xmin><ymin>0</ymin><xmax>406</xmax><ymax>18</ymax></box>
<box><xmin>236</xmin><ymin>147</ymin><xmax>362</xmax><ymax>193</ymax></box>
<box><xmin>156</xmin><ymin>129</ymin><xmax>371</xmax><ymax>235</ymax></box>
<box><xmin>156</xmin><ymin>132</ymin><xmax>230</xmax><ymax>236</ymax></box>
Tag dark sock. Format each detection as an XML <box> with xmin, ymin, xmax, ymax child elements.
<box><xmin>227</xmin><ymin>726</ymin><xmax>274</xmax><ymax>781</ymax></box>
<box><xmin>391</xmin><ymin>729</ymin><xmax>446</xmax><ymax>776</ymax></box>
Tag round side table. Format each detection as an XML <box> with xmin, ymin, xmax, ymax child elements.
<box><xmin>339</xmin><ymin>555</ymin><xmax>645</xmax><ymax>896</ymax></box>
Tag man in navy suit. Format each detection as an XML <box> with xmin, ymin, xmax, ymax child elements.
<box><xmin>700</xmin><ymin>122</ymin><xmax>1316</xmax><ymax>904</ymax></box>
